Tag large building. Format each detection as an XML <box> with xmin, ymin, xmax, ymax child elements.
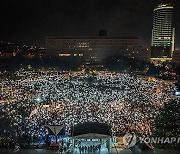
<box><xmin>46</xmin><ymin>36</ymin><xmax>150</xmax><ymax>65</ymax></box>
<box><xmin>151</xmin><ymin>4</ymin><xmax>175</xmax><ymax>58</ymax></box>
<box><xmin>172</xmin><ymin>50</ymin><xmax>180</xmax><ymax>66</ymax></box>
<box><xmin>0</xmin><ymin>41</ymin><xmax>17</xmax><ymax>59</ymax></box>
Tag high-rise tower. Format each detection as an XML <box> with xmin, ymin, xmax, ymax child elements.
<box><xmin>151</xmin><ymin>4</ymin><xmax>175</xmax><ymax>58</ymax></box>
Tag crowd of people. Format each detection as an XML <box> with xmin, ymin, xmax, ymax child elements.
<box><xmin>74</xmin><ymin>139</ymin><xmax>103</xmax><ymax>154</ymax></box>
<box><xmin>78</xmin><ymin>144</ymin><xmax>101</xmax><ymax>153</ymax></box>
<box><xmin>0</xmin><ymin>137</ymin><xmax>16</xmax><ymax>149</ymax></box>
<box><xmin>0</xmin><ymin>69</ymin><xmax>178</xmax><ymax>142</ymax></box>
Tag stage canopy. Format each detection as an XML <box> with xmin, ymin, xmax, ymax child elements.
<box><xmin>72</xmin><ymin>122</ymin><xmax>111</xmax><ymax>139</ymax></box>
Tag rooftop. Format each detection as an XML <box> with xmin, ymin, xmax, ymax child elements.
<box><xmin>46</xmin><ymin>36</ymin><xmax>139</xmax><ymax>40</ymax></box>
<box><xmin>154</xmin><ymin>3</ymin><xmax>173</xmax><ymax>11</ymax></box>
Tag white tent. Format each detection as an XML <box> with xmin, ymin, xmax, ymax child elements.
<box><xmin>46</xmin><ymin>125</ymin><xmax>64</xmax><ymax>143</ymax></box>
<box><xmin>46</xmin><ymin>125</ymin><xmax>64</xmax><ymax>136</ymax></box>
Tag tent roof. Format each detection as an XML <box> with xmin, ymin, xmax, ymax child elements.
<box><xmin>72</xmin><ymin>122</ymin><xmax>111</xmax><ymax>138</ymax></box>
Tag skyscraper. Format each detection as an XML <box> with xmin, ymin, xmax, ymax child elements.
<box><xmin>151</xmin><ymin>4</ymin><xmax>175</xmax><ymax>58</ymax></box>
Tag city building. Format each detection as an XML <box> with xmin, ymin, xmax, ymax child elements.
<box><xmin>151</xmin><ymin>4</ymin><xmax>175</xmax><ymax>59</ymax></box>
<box><xmin>125</xmin><ymin>46</ymin><xmax>151</xmax><ymax>62</ymax></box>
<box><xmin>172</xmin><ymin>50</ymin><xmax>180</xmax><ymax>66</ymax></box>
<box><xmin>22</xmin><ymin>47</ymin><xmax>46</xmax><ymax>59</ymax></box>
<box><xmin>46</xmin><ymin>34</ymin><xmax>150</xmax><ymax>65</ymax></box>
<box><xmin>0</xmin><ymin>41</ymin><xmax>18</xmax><ymax>59</ymax></box>
<box><xmin>99</xmin><ymin>29</ymin><xmax>108</xmax><ymax>36</ymax></box>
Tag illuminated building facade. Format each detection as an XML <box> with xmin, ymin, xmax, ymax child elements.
<box><xmin>46</xmin><ymin>36</ymin><xmax>150</xmax><ymax>64</ymax></box>
<box><xmin>151</xmin><ymin>4</ymin><xmax>175</xmax><ymax>58</ymax></box>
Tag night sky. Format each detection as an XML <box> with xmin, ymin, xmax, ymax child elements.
<box><xmin>1</xmin><ymin>0</ymin><xmax>180</xmax><ymax>47</ymax></box>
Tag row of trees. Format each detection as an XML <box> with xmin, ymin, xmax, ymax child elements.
<box><xmin>104</xmin><ymin>55</ymin><xmax>180</xmax><ymax>80</ymax></box>
<box><xmin>153</xmin><ymin>100</ymin><xmax>180</xmax><ymax>149</ymax></box>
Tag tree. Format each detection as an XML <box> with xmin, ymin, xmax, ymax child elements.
<box><xmin>153</xmin><ymin>100</ymin><xmax>180</xmax><ymax>149</ymax></box>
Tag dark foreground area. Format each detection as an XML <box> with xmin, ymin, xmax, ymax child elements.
<box><xmin>0</xmin><ymin>149</ymin><xmax>180</xmax><ymax>154</ymax></box>
<box><xmin>0</xmin><ymin>149</ymin><xmax>57</xmax><ymax>154</ymax></box>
